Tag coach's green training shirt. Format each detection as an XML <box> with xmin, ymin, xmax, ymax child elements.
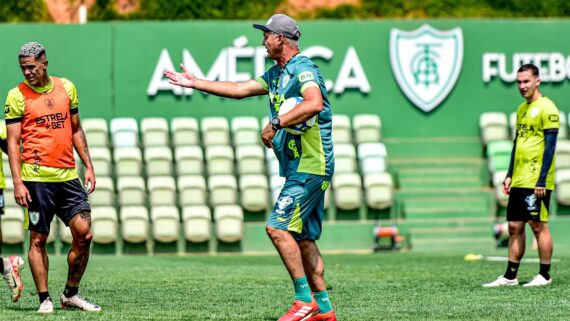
<box><xmin>256</xmin><ymin>55</ymin><xmax>334</xmax><ymax>178</ymax></box>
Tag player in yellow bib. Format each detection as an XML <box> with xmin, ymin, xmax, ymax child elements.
<box><xmin>484</xmin><ymin>64</ymin><xmax>560</xmax><ymax>288</ymax></box>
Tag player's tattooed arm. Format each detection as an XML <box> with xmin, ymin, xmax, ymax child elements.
<box><xmin>71</xmin><ymin>114</ymin><xmax>93</xmax><ymax>169</ymax></box>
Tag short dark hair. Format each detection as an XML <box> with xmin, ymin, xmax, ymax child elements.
<box><xmin>517</xmin><ymin>64</ymin><xmax>539</xmax><ymax>77</ymax></box>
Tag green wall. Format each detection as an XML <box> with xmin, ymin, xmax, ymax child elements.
<box><xmin>1</xmin><ymin>20</ymin><xmax>569</xmax><ymax>139</ymax></box>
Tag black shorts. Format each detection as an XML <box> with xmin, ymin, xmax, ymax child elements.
<box><xmin>24</xmin><ymin>179</ymin><xmax>91</xmax><ymax>235</ymax></box>
<box><xmin>507</xmin><ymin>187</ymin><xmax>552</xmax><ymax>222</ymax></box>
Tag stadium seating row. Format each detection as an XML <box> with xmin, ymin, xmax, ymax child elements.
<box><xmin>0</xmin><ymin>205</ymin><xmax>243</xmax><ymax>247</ymax></box>
<box><xmin>480</xmin><ymin>111</ymin><xmax>569</xmax><ymax>145</ymax></box>
<box><xmin>83</xmin><ymin>114</ymin><xmax>383</xmax><ymax>148</ymax></box>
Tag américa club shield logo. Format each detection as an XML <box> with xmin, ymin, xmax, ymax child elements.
<box><xmin>390</xmin><ymin>24</ymin><xmax>463</xmax><ymax>113</ymax></box>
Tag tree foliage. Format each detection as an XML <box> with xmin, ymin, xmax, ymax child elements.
<box><xmin>0</xmin><ymin>0</ymin><xmax>50</xmax><ymax>22</ymax></box>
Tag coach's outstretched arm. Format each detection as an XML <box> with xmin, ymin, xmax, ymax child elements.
<box><xmin>164</xmin><ymin>64</ymin><xmax>267</xmax><ymax>99</ymax></box>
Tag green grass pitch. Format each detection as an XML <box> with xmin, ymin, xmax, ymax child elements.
<box><xmin>0</xmin><ymin>252</ymin><xmax>568</xmax><ymax>320</ymax></box>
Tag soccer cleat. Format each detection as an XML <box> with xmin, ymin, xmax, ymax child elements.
<box><xmin>523</xmin><ymin>274</ymin><xmax>552</xmax><ymax>287</ymax></box>
<box><xmin>60</xmin><ymin>293</ymin><xmax>101</xmax><ymax>312</ymax></box>
<box><xmin>306</xmin><ymin>310</ymin><xmax>337</xmax><ymax>321</ymax></box>
<box><xmin>482</xmin><ymin>275</ymin><xmax>519</xmax><ymax>287</ymax></box>
<box><xmin>2</xmin><ymin>256</ymin><xmax>24</xmax><ymax>302</ymax></box>
<box><xmin>37</xmin><ymin>298</ymin><xmax>54</xmax><ymax>314</ymax></box>
<box><xmin>277</xmin><ymin>299</ymin><xmax>319</xmax><ymax>321</ymax></box>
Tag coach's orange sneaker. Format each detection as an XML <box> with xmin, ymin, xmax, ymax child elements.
<box><xmin>277</xmin><ymin>299</ymin><xmax>319</xmax><ymax>321</ymax></box>
<box><xmin>306</xmin><ymin>310</ymin><xmax>337</xmax><ymax>321</ymax></box>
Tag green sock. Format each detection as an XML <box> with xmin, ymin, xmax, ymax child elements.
<box><xmin>314</xmin><ymin>290</ymin><xmax>333</xmax><ymax>313</ymax></box>
<box><xmin>293</xmin><ymin>276</ymin><xmax>312</xmax><ymax>303</ymax></box>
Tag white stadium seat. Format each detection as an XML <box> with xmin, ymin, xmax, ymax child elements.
<box><xmin>120</xmin><ymin>206</ymin><xmax>149</xmax><ymax>243</ymax></box>
<box><xmin>239</xmin><ymin>175</ymin><xmax>269</xmax><ymax>212</ymax></box>
<box><xmin>555</xmin><ymin>140</ymin><xmax>570</xmax><ymax>170</ymax></box>
<box><xmin>90</xmin><ymin>147</ymin><xmax>112</xmax><ymax>177</ymax></box>
<box><xmin>150</xmin><ymin>206</ymin><xmax>180</xmax><ymax>243</ymax></box>
<box><xmin>4</xmin><ymin>180</ymin><xmax>16</xmax><ymax>208</ymax></box>
<box><xmin>88</xmin><ymin>176</ymin><xmax>115</xmax><ymax>206</ymax></box>
<box><xmin>480</xmin><ymin>112</ymin><xmax>509</xmax><ymax>145</ymax></box>
<box><xmin>556</xmin><ymin>169</ymin><xmax>570</xmax><ymax>206</ymax></box>
<box><xmin>175</xmin><ymin>146</ymin><xmax>204</xmax><ymax>176</ymax></box>
<box><xmin>358</xmin><ymin>142</ymin><xmax>388</xmax><ymax>174</ymax></box>
<box><xmin>231</xmin><ymin>116</ymin><xmax>260</xmax><ymax>146</ymax></box>
<box><xmin>270</xmin><ymin>175</ymin><xmax>286</xmax><ymax>204</ymax></box>
<box><xmin>333</xmin><ymin>173</ymin><xmax>362</xmax><ymax>211</ymax></box>
<box><xmin>353</xmin><ymin>114</ymin><xmax>381</xmax><ymax>144</ymax></box>
<box><xmin>208</xmin><ymin>175</ymin><xmax>238</xmax><ymax>206</ymax></box>
<box><xmin>334</xmin><ymin>144</ymin><xmax>357</xmax><ymax>174</ymax></box>
<box><xmin>214</xmin><ymin>205</ymin><xmax>244</xmax><ymax>243</ymax></box>
<box><xmin>363</xmin><ymin>173</ymin><xmax>393</xmax><ymax>210</ymax></box>
<box><xmin>205</xmin><ymin>145</ymin><xmax>234</xmax><ymax>175</ymax></box>
<box><xmin>559</xmin><ymin>112</ymin><xmax>568</xmax><ymax>140</ymax></box>
<box><xmin>59</xmin><ymin>218</ymin><xmax>73</xmax><ymax>244</ymax></box>
<box><xmin>113</xmin><ymin>147</ymin><xmax>143</xmax><ymax>177</ymax></box>
<box><xmin>332</xmin><ymin>114</ymin><xmax>352</xmax><ymax>144</ymax></box>
<box><xmin>141</xmin><ymin>117</ymin><xmax>170</xmax><ymax>147</ymax></box>
<box><xmin>493</xmin><ymin>170</ymin><xmax>509</xmax><ymax>207</ymax></box>
<box><xmin>83</xmin><ymin>118</ymin><xmax>109</xmax><ymax>147</ymax></box>
<box><xmin>182</xmin><ymin>206</ymin><xmax>212</xmax><ymax>243</ymax></box>
<box><xmin>201</xmin><ymin>117</ymin><xmax>230</xmax><ymax>146</ymax></box>
<box><xmin>148</xmin><ymin>176</ymin><xmax>177</xmax><ymax>206</ymax></box>
<box><xmin>1</xmin><ymin>207</ymin><xmax>25</xmax><ymax>244</ymax></box>
<box><xmin>91</xmin><ymin>206</ymin><xmax>118</xmax><ymax>244</ymax></box>
<box><xmin>178</xmin><ymin>175</ymin><xmax>207</xmax><ymax>206</ymax></box>
<box><xmin>144</xmin><ymin>146</ymin><xmax>173</xmax><ymax>176</ymax></box>
<box><xmin>110</xmin><ymin>117</ymin><xmax>139</xmax><ymax>148</ymax></box>
<box><xmin>236</xmin><ymin>145</ymin><xmax>265</xmax><ymax>175</ymax></box>
<box><xmin>266</xmin><ymin>148</ymin><xmax>280</xmax><ymax>176</ymax></box>
<box><xmin>117</xmin><ymin>176</ymin><xmax>146</xmax><ymax>206</ymax></box>
<box><xmin>171</xmin><ymin>117</ymin><xmax>200</xmax><ymax>146</ymax></box>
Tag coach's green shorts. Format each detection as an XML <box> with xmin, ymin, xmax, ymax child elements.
<box><xmin>267</xmin><ymin>173</ymin><xmax>332</xmax><ymax>241</ymax></box>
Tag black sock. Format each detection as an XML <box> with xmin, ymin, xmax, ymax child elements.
<box><xmin>504</xmin><ymin>260</ymin><xmax>520</xmax><ymax>280</ymax></box>
<box><xmin>64</xmin><ymin>285</ymin><xmax>78</xmax><ymax>298</ymax></box>
<box><xmin>39</xmin><ymin>291</ymin><xmax>51</xmax><ymax>303</ymax></box>
<box><xmin>539</xmin><ymin>263</ymin><xmax>551</xmax><ymax>280</ymax></box>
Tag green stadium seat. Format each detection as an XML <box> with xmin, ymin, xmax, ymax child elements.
<box><xmin>480</xmin><ymin>112</ymin><xmax>509</xmax><ymax>145</ymax></box>
<box><xmin>493</xmin><ymin>170</ymin><xmax>509</xmax><ymax>207</ymax></box>
<box><xmin>332</xmin><ymin>114</ymin><xmax>352</xmax><ymax>144</ymax></box>
<box><xmin>114</xmin><ymin>147</ymin><xmax>143</xmax><ymax>177</ymax></box>
<box><xmin>205</xmin><ymin>145</ymin><xmax>234</xmax><ymax>175</ymax></box>
<box><xmin>110</xmin><ymin>117</ymin><xmax>139</xmax><ymax>148</ymax></box>
<box><xmin>353</xmin><ymin>114</ymin><xmax>381</xmax><ymax>144</ymax></box>
<box><xmin>358</xmin><ymin>142</ymin><xmax>388</xmax><ymax>174</ymax></box>
<box><xmin>88</xmin><ymin>176</ymin><xmax>115</xmax><ymax>206</ymax></box>
<box><xmin>83</xmin><ymin>118</ymin><xmax>109</xmax><ymax>147</ymax></box>
<box><xmin>182</xmin><ymin>205</ymin><xmax>211</xmax><ymax>243</ymax></box>
<box><xmin>120</xmin><ymin>206</ymin><xmax>149</xmax><ymax>243</ymax></box>
<box><xmin>333</xmin><ymin>173</ymin><xmax>362</xmax><ymax>211</ymax></box>
<box><xmin>214</xmin><ymin>205</ymin><xmax>244</xmax><ymax>243</ymax></box>
<box><xmin>171</xmin><ymin>117</ymin><xmax>200</xmax><ymax>146</ymax></box>
<box><xmin>201</xmin><ymin>117</ymin><xmax>230</xmax><ymax>146</ymax></box>
<box><xmin>556</xmin><ymin>169</ymin><xmax>570</xmax><ymax>206</ymax></box>
<box><xmin>208</xmin><ymin>175</ymin><xmax>238</xmax><ymax>206</ymax></box>
<box><xmin>174</xmin><ymin>146</ymin><xmax>204</xmax><ymax>176</ymax></box>
<box><xmin>144</xmin><ymin>146</ymin><xmax>173</xmax><ymax>176</ymax></box>
<box><xmin>91</xmin><ymin>206</ymin><xmax>118</xmax><ymax>244</ymax></box>
<box><xmin>117</xmin><ymin>176</ymin><xmax>146</xmax><ymax>206</ymax></box>
<box><xmin>90</xmin><ymin>147</ymin><xmax>112</xmax><ymax>177</ymax></box>
<box><xmin>150</xmin><ymin>205</ymin><xmax>180</xmax><ymax>243</ymax></box>
<box><xmin>1</xmin><ymin>207</ymin><xmax>25</xmax><ymax>244</ymax></box>
<box><xmin>231</xmin><ymin>116</ymin><xmax>260</xmax><ymax>146</ymax></box>
<box><xmin>148</xmin><ymin>176</ymin><xmax>177</xmax><ymax>206</ymax></box>
<box><xmin>236</xmin><ymin>145</ymin><xmax>265</xmax><ymax>175</ymax></box>
<box><xmin>334</xmin><ymin>144</ymin><xmax>357</xmax><ymax>174</ymax></box>
<box><xmin>556</xmin><ymin>140</ymin><xmax>570</xmax><ymax>170</ymax></box>
<box><xmin>363</xmin><ymin>173</ymin><xmax>393</xmax><ymax>210</ymax></box>
<box><xmin>239</xmin><ymin>174</ymin><xmax>269</xmax><ymax>212</ymax></box>
<box><xmin>141</xmin><ymin>117</ymin><xmax>170</xmax><ymax>147</ymax></box>
<box><xmin>486</xmin><ymin>140</ymin><xmax>513</xmax><ymax>173</ymax></box>
<box><xmin>177</xmin><ymin>175</ymin><xmax>207</xmax><ymax>207</ymax></box>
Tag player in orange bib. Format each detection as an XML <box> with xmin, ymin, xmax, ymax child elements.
<box><xmin>4</xmin><ymin>42</ymin><xmax>100</xmax><ymax>313</ymax></box>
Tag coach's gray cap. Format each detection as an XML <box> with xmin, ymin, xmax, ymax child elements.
<box><xmin>253</xmin><ymin>14</ymin><xmax>301</xmax><ymax>40</ymax></box>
